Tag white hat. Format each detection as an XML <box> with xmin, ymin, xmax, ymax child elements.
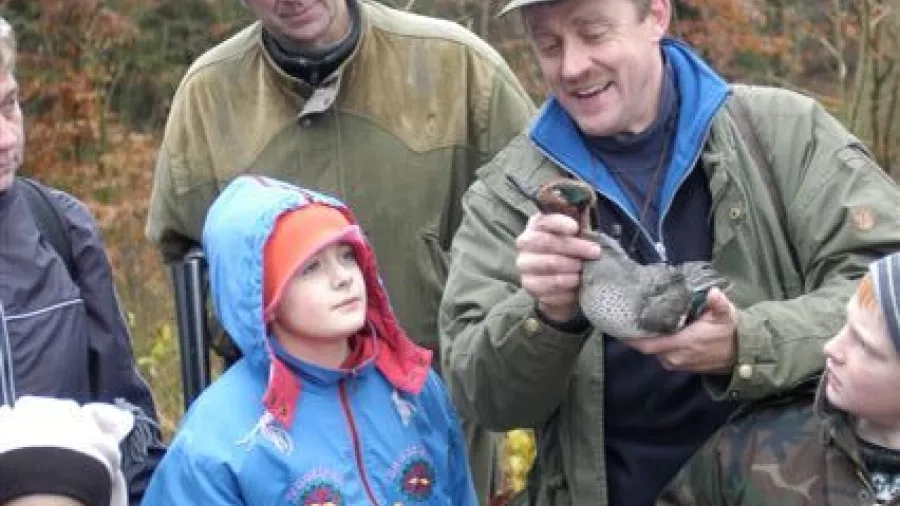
<box><xmin>0</xmin><ymin>396</ymin><xmax>134</xmax><ymax>506</ymax></box>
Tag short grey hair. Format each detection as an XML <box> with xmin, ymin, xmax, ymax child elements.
<box><xmin>0</xmin><ymin>17</ymin><xmax>14</xmax><ymax>75</ymax></box>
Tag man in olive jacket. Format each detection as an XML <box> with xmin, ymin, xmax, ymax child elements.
<box><xmin>439</xmin><ymin>0</ymin><xmax>900</xmax><ymax>504</ymax></box>
<box><xmin>145</xmin><ymin>0</ymin><xmax>534</xmax><ymax>502</ymax></box>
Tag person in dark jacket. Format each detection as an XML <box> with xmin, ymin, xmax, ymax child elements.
<box><xmin>658</xmin><ymin>252</ymin><xmax>900</xmax><ymax>505</ymax></box>
<box><xmin>0</xmin><ymin>16</ymin><xmax>163</xmax><ymax>504</ymax></box>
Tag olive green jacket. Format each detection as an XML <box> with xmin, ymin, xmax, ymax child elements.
<box><xmin>145</xmin><ymin>0</ymin><xmax>535</xmax><ymax>352</ymax></box>
<box><xmin>658</xmin><ymin>378</ymin><xmax>899</xmax><ymax>505</ymax></box>
<box><xmin>439</xmin><ymin>85</ymin><xmax>900</xmax><ymax>505</ymax></box>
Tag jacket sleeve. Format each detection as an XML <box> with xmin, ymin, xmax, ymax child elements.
<box><xmin>116</xmin><ymin>400</ymin><xmax>168</xmax><ymax>506</ymax></box>
<box><xmin>144</xmin><ymin>81</ymin><xmax>218</xmax><ymax>263</ymax></box>
<box><xmin>141</xmin><ymin>442</ymin><xmax>244</xmax><ymax>505</ymax></box>
<box><xmin>707</xmin><ymin>89</ymin><xmax>900</xmax><ymax>401</ymax></box>
<box><xmin>439</xmin><ymin>181</ymin><xmax>591</xmax><ymax>430</ymax></box>
<box><xmin>477</xmin><ymin>61</ymin><xmax>535</xmax><ymax>164</ymax></box>
<box><xmin>55</xmin><ymin>192</ymin><xmax>166</xmax><ymax>504</ymax></box>
<box><xmin>428</xmin><ymin>373</ymin><xmax>480</xmax><ymax>506</ymax></box>
<box><xmin>55</xmin><ymin>192</ymin><xmax>159</xmax><ymax>418</ymax></box>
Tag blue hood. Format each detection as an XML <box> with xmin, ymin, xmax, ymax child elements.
<box><xmin>202</xmin><ymin>176</ymin><xmax>353</xmax><ymax>364</ymax></box>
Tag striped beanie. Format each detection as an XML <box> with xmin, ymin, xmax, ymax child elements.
<box><xmin>870</xmin><ymin>252</ymin><xmax>900</xmax><ymax>355</ymax></box>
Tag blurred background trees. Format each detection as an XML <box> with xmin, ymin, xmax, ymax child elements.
<box><xmin>2</xmin><ymin>0</ymin><xmax>899</xmax><ymax>494</ymax></box>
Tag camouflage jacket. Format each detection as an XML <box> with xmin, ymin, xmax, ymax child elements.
<box><xmin>658</xmin><ymin>377</ymin><xmax>899</xmax><ymax>505</ymax></box>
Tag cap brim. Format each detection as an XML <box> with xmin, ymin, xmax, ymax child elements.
<box><xmin>498</xmin><ymin>0</ymin><xmax>558</xmax><ymax>17</ymax></box>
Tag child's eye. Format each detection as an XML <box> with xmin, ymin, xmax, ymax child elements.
<box><xmin>341</xmin><ymin>248</ymin><xmax>356</xmax><ymax>262</ymax></box>
<box><xmin>300</xmin><ymin>259</ymin><xmax>321</xmax><ymax>276</ymax></box>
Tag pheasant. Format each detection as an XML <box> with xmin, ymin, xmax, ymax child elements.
<box><xmin>508</xmin><ymin>175</ymin><xmax>731</xmax><ymax>340</ymax></box>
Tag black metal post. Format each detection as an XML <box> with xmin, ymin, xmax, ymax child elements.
<box><xmin>170</xmin><ymin>248</ymin><xmax>211</xmax><ymax>412</ymax></box>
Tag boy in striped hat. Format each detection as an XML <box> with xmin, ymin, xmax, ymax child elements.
<box><xmin>660</xmin><ymin>252</ymin><xmax>900</xmax><ymax>505</ymax></box>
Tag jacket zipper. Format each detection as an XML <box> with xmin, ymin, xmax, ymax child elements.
<box><xmin>0</xmin><ymin>302</ymin><xmax>16</xmax><ymax>406</ymax></box>
<box><xmin>654</xmin><ymin>92</ymin><xmax>730</xmax><ymax>260</ymax></box>
<box><xmin>339</xmin><ymin>380</ymin><xmax>381</xmax><ymax>505</ymax></box>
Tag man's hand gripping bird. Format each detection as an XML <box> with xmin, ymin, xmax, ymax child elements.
<box><xmin>509</xmin><ymin>175</ymin><xmax>732</xmax><ymax>340</ymax></box>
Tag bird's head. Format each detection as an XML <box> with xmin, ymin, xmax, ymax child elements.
<box><xmin>507</xmin><ymin>175</ymin><xmax>596</xmax><ymax>234</ymax></box>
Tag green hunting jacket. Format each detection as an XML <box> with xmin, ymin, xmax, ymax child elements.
<box><xmin>658</xmin><ymin>377</ymin><xmax>899</xmax><ymax>505</ymax></box>
<box><xmin>439</xmin><ymin>84</ymin><xmax>900</xmax><ymax>506</ymax></box>
<box><xmin>145</xmin><ymin>0</ymin><xmax>534</xmax><ymax>353</ymax></box>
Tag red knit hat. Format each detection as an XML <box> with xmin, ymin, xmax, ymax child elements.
<box><xmin>263</xmin><ymin>204</ymin><xmax>363</xmax><ymax>320</ymax></box>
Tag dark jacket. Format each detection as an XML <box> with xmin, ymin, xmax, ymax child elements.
<box><xmin>0</xmin><ymin>180</ymin><xmax>164</xmax><ymax>504</ymax></box>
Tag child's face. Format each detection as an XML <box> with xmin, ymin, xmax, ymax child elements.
<box><xmin>273</xmin><ymin>242</ymin><xmax>367</xmax><ymax>344</ymax></box>
<box><xmin>824</xmin><ymin>295</ymin><xmax>900</xmax><ymax>425</ymax></box>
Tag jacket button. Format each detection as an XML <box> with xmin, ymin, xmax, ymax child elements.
<box><xmin>524</xmin><ymin>317</ymin><xmax>541</xmax><ymax>335</ymax></box>
<box><xmin>738</xmin><ymin>363</ymin><xmax>754</xmax><ymax>379</ymax></box>
<box><xmin>729</xmin><ymin>206</ymin><xmax>744</xmax><ymax>221</ymax></box>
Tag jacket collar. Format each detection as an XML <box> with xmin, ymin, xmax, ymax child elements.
<box><xmin>268</xmin><ymin>328</ymin><xmax>379</xmax><ymax>389</ymax></box>
<box><xmin>527</xmin><ymin>38</ymin><xmax>730</xmax><ymax>227</ymax></box>
<box><xmin>814</xmin><ymin>375</ymin><xmax>867</xmax><ymax>470</ymax></box>
<box><xmin>256</xmin><ymin>0</ymin><xmax>370</xmax><ymax>116</ymax></box>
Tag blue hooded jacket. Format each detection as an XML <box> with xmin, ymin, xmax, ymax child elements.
<box><xmin>142</xmin><ymin>176</ymin><xmax>476</xmax><ymax>505</ymax></box>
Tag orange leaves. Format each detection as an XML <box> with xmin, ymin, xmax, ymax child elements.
<box><xmin>674</xmin><ymin>0</ymin><xmax>791</xmax><ymax>79</ymax></box>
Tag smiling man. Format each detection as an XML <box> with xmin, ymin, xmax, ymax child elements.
<box><xmin>438</xmin><ymin>0</ymin><xmax>900</xmax><ymax>504</ymax></box>
<box><xmin>659</xmin><ymin>252</ymin><xmax>900</xmax><ymax>505</ymax></box>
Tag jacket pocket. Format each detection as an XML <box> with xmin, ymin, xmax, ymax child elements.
<box><xmin>419</xmin><ymin>227</ymin><xmax>450</xmax><ymax>289</ymax></box>
<box><xmin>5</xmin><ymin>299</ymin><xmax>90</xmax><ymax>400</ymax></box>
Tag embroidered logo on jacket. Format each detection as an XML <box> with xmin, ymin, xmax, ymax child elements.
<box><xmin>286</xmin><ymin>468</ymin><xmax>345</xmax><ymax>506</ymax></box>
<box><xmin>297</xmin><ymin>481</ymin><xmax>344</xmax><ymax>506</ymax></box>
<box><xmin>400</xmin><ymin>458</ymin><xmax>435</xmax><ymax>500</ymax></box>
<box><xmin>389</xmin><ymin>445</ymin><xmax>436</xmax><ymax>502</ymax></box>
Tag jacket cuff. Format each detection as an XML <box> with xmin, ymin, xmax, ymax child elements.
<box><xmin>534</xmin><ymin>304</ymin><xmax>592</xmax><ymax>334</ymax></box>
<box><xmin>703</xmin><ymin>309</ymin><xmax>775</xmax><ymax>401</ymax></box>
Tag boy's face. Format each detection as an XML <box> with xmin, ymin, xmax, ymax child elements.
<box><xmin>273</xmin><ymin>242</ymin><xmax>366</xmax><ymax>344</ymax></box>
<box><xmin>824</xmin><ymin>295</ymin><xmax>900</xmax><ymax>425</ymax></box>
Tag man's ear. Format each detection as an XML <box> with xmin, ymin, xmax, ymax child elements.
<box><xmin>647</xmin><ymin>0</ymin><xmax>671</xmax><ymax>42</ymax></box>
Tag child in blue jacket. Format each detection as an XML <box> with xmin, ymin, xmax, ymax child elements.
<box><xmin>142</xmin><ymin>175</ymin><xmax>476</xmax><ymax>505</ymax></box>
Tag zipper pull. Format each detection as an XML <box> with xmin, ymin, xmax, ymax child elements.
<box><xmin>392</xmin><ymin>390</ymin><xmax>415</xmax><ymax>427</ymax></box>
<box><xmin>655</xmin><ymin>242</ymin><xmax>668</xmax><ymax>262</ymax></box>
